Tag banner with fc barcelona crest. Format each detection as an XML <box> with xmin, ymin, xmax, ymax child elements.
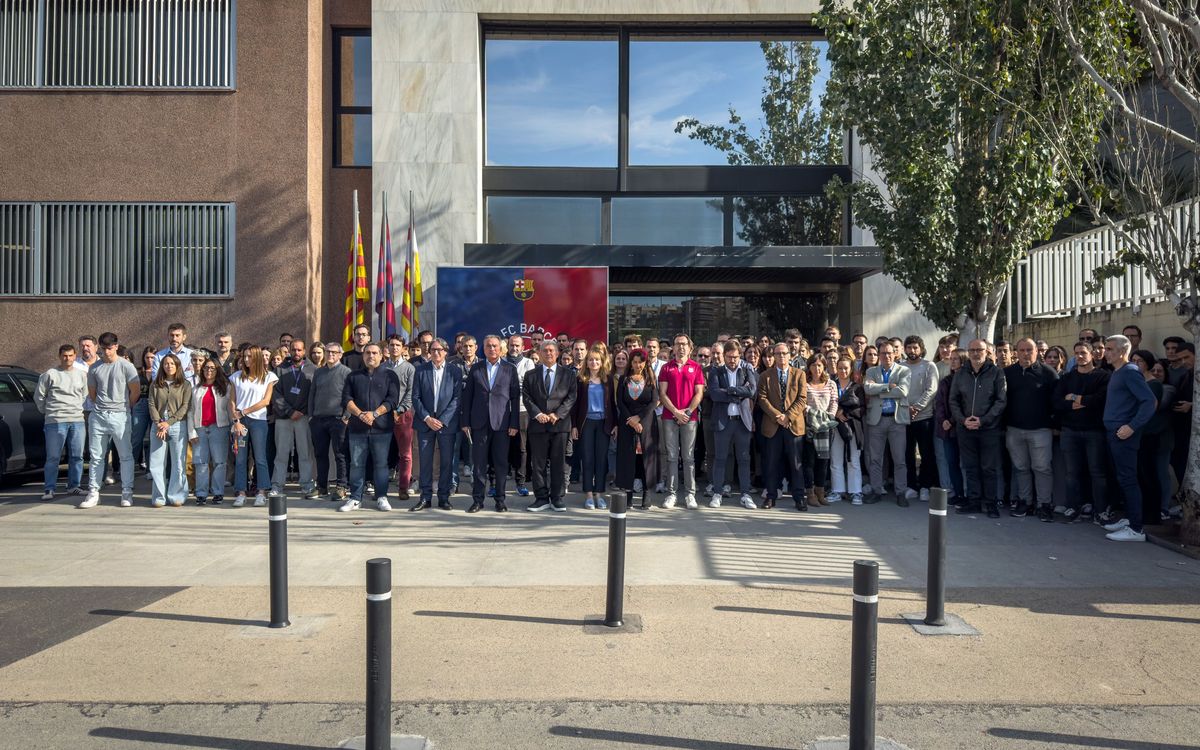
<box><xmin>436</xmin><ymin>266</ymin><xmax>608</xmax><ymax>347</ymax></box>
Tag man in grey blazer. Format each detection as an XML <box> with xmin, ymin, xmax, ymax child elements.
<box><xmin>863</xmin><ymin>342</ymin><xmax>912</xmax><ymax>506</ymax></box>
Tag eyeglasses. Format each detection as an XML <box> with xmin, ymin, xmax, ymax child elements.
<box><xmin>967</xmin><ymin>348</ymin><xmax>986</xmax><ymax>353</ymax></box>
<box><xmin>430</xmin><ymin>347</ymin><xmax>446</xmax><ymax>352</ymax></box>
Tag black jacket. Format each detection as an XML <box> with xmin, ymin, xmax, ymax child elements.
<box><xmin>949</xmin><ymin>361</ymin><xmax>1007</xmax><ymax>430</ymax></box>
<box><xmin>1003</xmin><ymin>362</ymin><xmax>1059</xmax><ymax>430</ymax></box>
<box><xmin>1053</xmin><ymin>366</ymin><xmax>1110</xmax><ymax>431</ymax></box>
<box><xmin>341</xmin><ymin>366</ymin><xmax>399</xmax><ymax>433</ymax></box>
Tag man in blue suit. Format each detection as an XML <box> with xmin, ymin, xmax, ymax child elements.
<box><xmin>460</xmin><ymin>334</ymin><xmax>520</xmax><ymax>512</ymax></box>
<box><xmin>410</xmin><ymin>337</ymin><xmax>463</xmax><ymax>511</ymax></box>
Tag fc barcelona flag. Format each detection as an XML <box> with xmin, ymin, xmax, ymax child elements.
<box><xmin>436</xmin><ymin>266</ymin><xmax>608</xmax><ymax>348</ymax></box>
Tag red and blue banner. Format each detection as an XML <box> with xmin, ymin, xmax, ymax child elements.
<box><xmin>436</xmin><ymin>266</ymin><xmax>608</xmax><ymax>348</ymax></box>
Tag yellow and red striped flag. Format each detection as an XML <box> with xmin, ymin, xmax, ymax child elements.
<box><xmin>343</xmin><ymin>190</ymin><xmax>370</xmax><ymax>350</ymax></box>
<box><xmin>400</xmin><ymin>190</ymin><xmax>423</xmax><ymax>338</ymax></box>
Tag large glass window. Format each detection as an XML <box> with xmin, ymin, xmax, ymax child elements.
<box><xmin>484</xmin><ymin>37</ymin><xmax>618</xmax><ymax>167</ymax></box>
<box><xmin>611</xmin><ymin>197</ymin><xmax>723</xmax><ymax>245</ymax></box>
<box><xmin>334</xmin><ymin>30</ymin><xmax>372</xmax><ymax>167</ymax></box>
<box><xmin>609</xmin><ymin>293</ymin><xmax>836</xmax><ymax>345</ymax></box>
<box><xmin>629</xmin><ymin>38</ymin><xmax>837</xmax><ymax>166</ymax></box>
<box><xmin>733</xmin><ymin>195</ymin><xmax>844</xmax><ymax>246</ymax></box>
<box><xmin>486</xmin><ymin>197</ymin><xmax>602</xmax><ymax>244</ymax></box>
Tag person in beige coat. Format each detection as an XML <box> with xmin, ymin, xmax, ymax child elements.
<box><xmin>758</xmin><ymin>343</ymin><xmax>809</xmax><ymax>510</ymax></box>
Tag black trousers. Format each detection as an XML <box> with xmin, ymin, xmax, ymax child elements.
<box><xmin>311</xmin><ymin>416</ymin><xmax>348</xmax><ymax>489</ymax></box>
<box><xmin>529</xmin><ymin>430</ymin><xmax>569</xmax><ymax>501</ymax></box>
<box><xmin>471</xmin><ymin>426</ymin><xmax>510</xmax><ymax>501</ymax></box>
<box><xmin>957</xmin><ymin>426</ymin><xmax>1002</xmax><ymax>504</ymax></box>
<box><xmin>764</xmin><ymin>430</ymin><xmax>805</xmax><ymax>501</ymax></box>
<box><xmin>905</xmin><ymin>418</ymin><xmax>938</xmax><ymax>491</ymax></box>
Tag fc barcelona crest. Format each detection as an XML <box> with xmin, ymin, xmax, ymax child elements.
<box><xmin>513</xmin><ymin>278</ymin><xmax>535</xmax><ymax>301</ymax></box>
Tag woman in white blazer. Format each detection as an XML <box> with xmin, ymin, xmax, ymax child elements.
<box><xmin>190</xmin><ymin>357</ymin><xmax>233</xmax><ymax>504</ymax></box>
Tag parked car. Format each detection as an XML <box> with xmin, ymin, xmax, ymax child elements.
<box><xmin>0</xmin><ymin>365</ymin><xmax>46</xmax><ymax>482</ymax></box>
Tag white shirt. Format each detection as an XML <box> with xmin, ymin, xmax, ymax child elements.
<box><xmin>230</xmin><ymin>371</ymin><xmax>278</xmax><ymax>420</ymax></box>
<box><xmin>543</xmin><ymin>364</ymin><xmax>557</xmax><ymax>394</ymax></box>
<box><xmin>725</xmin><ymin>366</ymin><xmax>741</xmax><ymax>416</ymax></box>
<box><xmin>651</xmin><ymin>358</ymin><xmax>665</xmax><ymax>415</ymax></box>
<box><xmin>431</xmin><ymin>363</ymin><xmax>445</xmax><ymax>406</ymax></box>
<box><xmin>73</xmin><ymin>357</ymin><xmax>96</xmax><ymax>412</ymax></box>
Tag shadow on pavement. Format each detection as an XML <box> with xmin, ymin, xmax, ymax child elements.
<box><xmin>548</xmin><ymin>725</ymin><xmax>788</xmax><ymax>749</ymax></box>
<box><xmin>987</xmin><ymin>727</ymin><xmax>1200</xmax><ymax>749</ymax></box>
<box><xmin>714</xmin><ymin>605</ymin><xmax>911</xmax><ymax>624</ymax></box>
<box><xmin>89</xmin><ymin>727</ymin><xmax>326</xmax><ymax>749</ymax></box>
<box><xmin>90</xmin><ymin>609</ymin><xmax>266</xmax><ymax>628</ymax></box>
<box><xmin>412</xmin><ymin>609</ymin><xmax>584</xmax><ymax>627</ymax></box>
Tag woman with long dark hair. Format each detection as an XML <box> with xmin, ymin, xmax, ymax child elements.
<box><xmin>803</xmin><ymin>357</ymin><xmax>839</xmax><ymax>506</ymax></box>
<box><xmin>614</xmin><ymin>348</ymin><xmax>659</xmax><ymax>509</ymax></box>
<box><xmin>148</xmin><ymin>354</ymin><xmax>193</xmax><ymax>507</ymax></box>
<box><xmin>131</xmin><ymin>345</ymin><xmax>157</xmax><ymax>471</ymax></box>
<box><xmin>829</xmin><ymin>357</ymin><xmax>866</xmax><ymax>505</ymax></box>
<box><xmin>190</xmin><ymin>358</ymin><xmax>232</xmax><ymax>505</ymax></box>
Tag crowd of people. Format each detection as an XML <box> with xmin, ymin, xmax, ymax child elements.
<box><xmin>31</xmin><ymin>321</ymin><xmax>1195</xmax><ymax>543</ymax></box>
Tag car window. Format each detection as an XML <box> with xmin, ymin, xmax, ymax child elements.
<box><xmin>0</xmin><ymin>377</ymin><xmax>22</xmax><ymax>404</ymax></box>
<box><xmin>12</xmin><ymin>373</ymin><xmax>38</xmax><ymax>400</ymax></box>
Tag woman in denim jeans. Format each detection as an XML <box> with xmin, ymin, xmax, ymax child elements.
<box><xmin>130</xmin><ymin>346</ymin><xmax>156</xmax><ymax>470</ymax></box>
<box><xmin>189</xmin><ymin>358</ymin><xmax>233</xmax><ymax>505</ymax></box>
<box><xmin>230</xmin><ymin>346</ymin><xmax>279</xmax><ymax>507</ymax></box>
<box><xmin>148</xmin><ymin>354</ymin><xmax>193</xmax><ymax>507</ymax></box>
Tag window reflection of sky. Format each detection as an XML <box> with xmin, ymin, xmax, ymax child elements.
<box><xmin>485</xmin><ymin>38</ymin><xmax>830</xmax><ymax>167</ymax></box>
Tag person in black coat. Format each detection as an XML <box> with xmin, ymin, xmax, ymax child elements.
<box><xmin>522</xmin><ymin>341</ymin><xmax>577</xmax><ymax>511</ymax></box>
<box><xmin>460</xmin><ymin>335</ymin><xmax>520</xmax><ymax>512</ymax></box>
<box><xmin>614</xmin><ymin>349</ymin><xmax>660</xmax><ymax>509</ymax></box>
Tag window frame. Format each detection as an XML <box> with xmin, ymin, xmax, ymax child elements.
<box><xmin>333</xmin><ymin>27</ymin><xmax>372</xmax><ymax>169</ymax></box>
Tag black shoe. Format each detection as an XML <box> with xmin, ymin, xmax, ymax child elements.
<box><xmin>1037</xmin><ymin>504</ymin><xmax>1055</xmax><ymax>523</ymax></box>
<box><xmin>195</xmin><ymin>496</ymin><xmax>207</xmax><ymax>506</ymax></box>
<box><xmin>467</xmin><ymin>501</ymin><xmax>485</xmax><ymax>513</ymax></box>
<box><xmin>795</xmin><ymin>498</ymin><xmax>808</xmax><ymax>512</ymax></box>
<box><xmin>1096</xmin><ymin>508</ymin><xmax>1117</xmax><ymax>525</ymax></box>
<box><xmin>317</xmin><ymin>485</ymin><xmax>328</xmax><ymax>497</ymax></box>
<box><xmin>409</xmin><ymin>499</ymin><xmax>432</xmax><ymax>512</ymax></box>
<box><xmin>1010</xmin><ymin>501</ymin><xmax>1028</xmax><ymax>518</ymax></box>
<box><xmin>437</xmin><ymin>500</ymin><xmax>453</xmax><ymax>510</ymax></box>
<box><xmin>956</xmin><ymin>501</ymin><xmax>982</xmax><ymax>514</ymax></box>
<box><xmin>763</xmin><ymin>498</ymin><xmax>776</xmax><ymax>509</ymax></box>
<box><xmin>528</xmin><ymin>499</ymin><xmax>551</xmax><ymax>512</ymax></box>
<box><xmin>1062</xmin><ymin>507</ymin><xmax>1080</xmax><ymax>523</ymax></box>
<box><xmin>986</xmin><ymin>504</ymin><xmax>1001</xmax><ymax>518</ymax></box>
<box><xmin>551</xmin><ymin>499</ymin><xmax>567</xmax><ymax>512</ymax></box>
<box><xmin>897</xmin><ymin>495</ymin><xmax>910</xmax><ymax>508</ymax></box>
<box><xmin>864</xmin><ymin>492</ymin><xmax>882</xmax><ymax>504</ymax></box>
<box><xmin>495</xmin><ymin>501</ymin><xmax>508</xmax><ymax>512</ymax></box>
<box><xmin>210</xmin><ymin>495</ymin><xmax>223</xmax><ymax>505</ymax></box>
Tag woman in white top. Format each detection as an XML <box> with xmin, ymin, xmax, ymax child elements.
<box><xmin>189</xmin><ymin>358</ymin><xmax>233</xmax><ymax>505</ymax></box>
<box><xmin>229</xmin><ymin>345</ymin><xmax>278</xmax><ymax>507</ymax></box>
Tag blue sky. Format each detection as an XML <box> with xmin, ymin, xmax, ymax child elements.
<box><xmin>485</xmin><ymin>39</ymin><xmax>830</xmax><ymax>167</ymax></box>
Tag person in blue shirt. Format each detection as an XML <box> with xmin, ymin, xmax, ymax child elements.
<box><xmin>1100</xmin><ymin>334</ymin><xmax>1158</xmax><ymax>542</ymax></box>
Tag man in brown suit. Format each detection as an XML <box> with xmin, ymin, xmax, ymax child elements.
<box><xmin>758</xmin><ymin>343</ymin><xmax>808</xmax><ymax>510</ymax></box>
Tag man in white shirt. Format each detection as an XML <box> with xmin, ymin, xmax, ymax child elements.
<box><xmin>506</xmin><ymin>333</ymin><xmax>536</xmax><ymax>497</ymax></box>
<box><xmin>411</xmin><ymin>338</ymin><xmax>462</xmax><ymax>510</ymax></box>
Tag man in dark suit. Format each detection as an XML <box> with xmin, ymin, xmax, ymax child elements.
<box><xmin>410</xmin><ymin>337</ymin><xmax>462</xmax><ymax>511</ymax></box>
<box><xmin>460</xmin><ymin>334</ymin><xmax>520</xmax><ymax>512</ymax></box>
<box><xmin>523</xmin><ymin>341</ymin><xmax>577</xmax><ymax>511</ymax></box>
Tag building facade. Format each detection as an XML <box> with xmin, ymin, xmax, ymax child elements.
<box><xmin>0</xmin><ymin>0</ymin><xmax>943</xmax><ymax>367</ymax></box>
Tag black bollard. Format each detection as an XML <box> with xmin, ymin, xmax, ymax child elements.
<box><xmin>366</xmin><ymin>558</ymin><xmax>392</xmax><ymax>750</ymax></box>
<box><xmin>604</xmin><ymin>492</ymin><xmax>628</xmax><ymax>627</ymax></box>
<box><xmin>849</xmin><ymin>559</ymin><xmax>879</xmax><ymax>750</ymax></box>
<box><xmin>268</xmin><ymin>495</ymin><xmax>289</xmax><ymax>628</ymax></box>
<box><xmin>925</xmin><ymin>488</ymin><xmax>948</xmax><ymax>626</ymax></box>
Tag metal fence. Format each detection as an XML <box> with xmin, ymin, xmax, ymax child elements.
<box><xmin>0</xmin><ymin>201</ymin><xmax>235</xmax><ymax>297</ymax></box>
<box><xmin>0</xmin><ymin>0</ymin><xmax>235</xmax><ymax>88</ymax></box>
<box><xmin>1007</xmin><ymin>196</ymin><xmax>1199</xmax><ymax>324</ymax></box>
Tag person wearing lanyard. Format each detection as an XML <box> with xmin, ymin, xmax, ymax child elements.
<box><xmin>863</xmin><ymin>342</ymin><xmax>912</xmax><ymax>506</ymax></box>
<box><xmin>271</xmin><ymin>339</ymin><xmax>318</xmax><ymax>500</ymax></box>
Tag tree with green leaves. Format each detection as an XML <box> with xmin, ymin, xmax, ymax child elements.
<box><xmin>674</xmin><ymin>41</ymin><xmax>844</xmax><ymax>247</ymax></box>
<box><xmin>816</xmin><ymin>0</ymin><xmax>1120</xmax><ymax>341</ymax></box>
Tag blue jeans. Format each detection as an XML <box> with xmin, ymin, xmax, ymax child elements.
<box><xmin>193</xmin><ymin>424</ymin><xmax>231</xmax><ymax>498</ymax></box>
<box><xmin>130</xmin><ymin>398</ymin><xmax>151</xmax><ymax>465</ymax></box>
<box><xmin>580</xmin><ymin>417</ymin><xmax>610</xmax><ymax>493</ymax></box>
<box><xmin>349</xmin><ymin>431</ymin><xmax>391</xmax><ymax>501</ymax></box>
<box><xmin>1107</xmin><ymin>431</ymin><xmax>1143</xmax><ymax>532</ymax></box>
<box><xmin>933</xmin><ymin>435</ymin><xmax>964</xmax><ymax>499</ymax></box>
<box><xmin>234</xmin><ymin>418</ymin><xmax>270</xmax><ymax>494</ymax></box>
<box><xmin>44</xmin><ymin>421</ymin><xmax>85</xmax><ymax>492</ymax></box>
<box><xmin>88</xmin><ymin>411</ymin><xmax>134</xmax><ymax>492</ymax></box>
<box><xmin>149</xmin><ymin>422</ymin><xmax>189</xmax><ymax>504</ymax></box>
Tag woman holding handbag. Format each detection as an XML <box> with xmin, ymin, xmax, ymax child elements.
<box><xmin>614</xmin><ymin>348</ymin><xmax>659</xmax><ymax>510</ymax></box>
<box><xmin>803</xmin><ymin>357</ymin><xmax>839</xmax><ymax>506</ymax></box>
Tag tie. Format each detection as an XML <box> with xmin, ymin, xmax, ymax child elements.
<box><xmin>779</xmin><ymin>368</ymin><xmax>787</xmax><ymax>390</ymax></box>
<box><xmin>545</xmin><ymin>367</ymin><xmax>553</xmax><ymax>393</ymax></box>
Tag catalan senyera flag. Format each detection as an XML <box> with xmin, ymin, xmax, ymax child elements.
<box><xmin>400</xmin><ymin>191</ymin><xmax>424</xmax><ymax>339</ymax></box>
<box><xmin>342</xmin><ymin>190</ymin><xmax>370</xmax><ymax>350</ymax></box>
<box><xmin>374</xmin><ymin>192</ymin><xmax>397</xmax><ymax>340</ymax></box>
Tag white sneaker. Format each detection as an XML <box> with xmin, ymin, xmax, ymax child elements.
<box><xmin>739</xmin><ymin>494</ymin><xmax>757</xmax><ymax>509</ymax></box>
<box><xmin>232</xmin><ymin>493</ymin><xmax>246</xmax><ymax>507</ymax></box>
<box><xmin>919</xmin><ymin>488</ymin><xmax>930</xmax><ymax>502</ymax></box>
<box><xmin>685</xmin><ymin>494</ymin><xmax>698</xmax><ymax>510</ymax></box>
<box><xmin>168</xmin><ymin>499</ymin><xmax>184</xmax><ymax>507</ymax></box>
<box><xmin>655</xmin><ymin>482</ymin><xmax>666</xmax><ymax>494</ymax></box>
<box><xmin>152</xmin><ymin>497</ymin><xmax>166</xmax><ymax>508</ymax></box>
<box><xmin>826</xmin><ymin>492</ymin><xmax>843</xmax><ymax>504</ymax></box>
<box><xmin>851</xmin><ymin>493</ymin><xmax>864</xmax><ymax>506</ymax></box>
<box><xmin>904</xmin><ymin>488</ymin><xmax>919</xmax><ymax>501</ymax></box>
<box><xmin>40</xmin><ymin>490</ymin><xmax>54</xmax><ymax>501</ymax></box>
<box><xmin>633</xmin><ymin>479</ymin><xmax>644</xmax><ymax>493</ymax></box>
<box><xmin>1103</xmin><ymin>518</ymin><xmax>1130</xmax><ymax>532</ymax></box>
<box><xmin>781</xmin><ymin>478</ymin><xmax>789</xmax><ymax>492</ymax></box>
<box><xmin>708</xmin><ymin>494</ymin><xmax>722</xmax><ymax>508</ymax></box>
<box><xmin>119</xmin><ymin>495</ymin><xmax>133</xmax><ymax>507</ymax></box>
<box><xmin>103</xmin><ymin>476</ymin><xmax>115</xmax><ymax>486</ymax></box>
<box><xmin>253</xmin><ymin>493</ymin><xmax>267</xmax><ymax>507</ymax></box>
<box><xmin>338</xmin><ymin>498</ymin><xmax>361</xmax><ymax>512</ymax></box>
<box><xmin>267</xmin><ymin>488</ymin><xmax>282</xmax><ymax>498</ymax></box>
<box><xmin>1106</xmin><ymin>526</ymin><xmax>1146</xmax><ymax>542</ymax></box>
<box><xmin>662</xmin><ymin>493</ymin><xmax>677</xmax><ymax>509</ymax></box>
<box><xmin>704</xmin><ymin>483</ymin><xmax>714</xmax><ymax>497</ymax></box>
<box><xmin>376</xmin><ymin>498</ymin><xmax>392</xmax><ymax>512</ymax></box>
<box><xmin>722</xmin><ymin>484</ymin><xmax>731</xmax><ymax>495</ymax></box>
<box><xmin>78</xmin><ymin>490</ymin><xmax>100</xmax><ymax>509</ymax></box>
